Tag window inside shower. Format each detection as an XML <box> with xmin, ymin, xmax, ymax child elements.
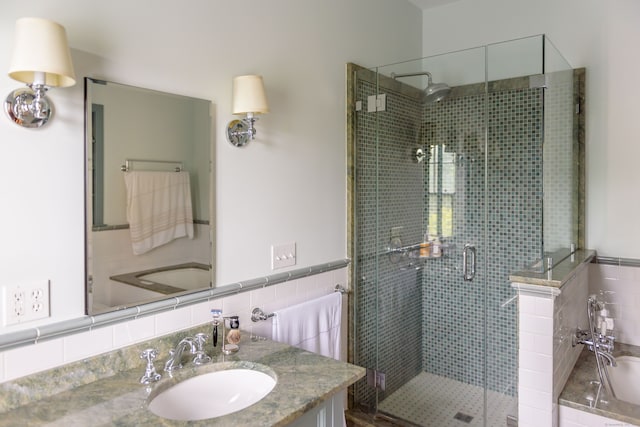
<box><xmin>427</xmin><ymin>144</ymin><xmax>456</xmax><ymax>238</ymax></box>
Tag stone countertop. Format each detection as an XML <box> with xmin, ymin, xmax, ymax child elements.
<box><xmin>509</xmin><ymin>249</ymin><xmax>596</xmax><ymax>288</ymax></box>
<box><xmin>560</xmin><ymin>343</ymin><xmax>640</xmax><ymax>426</ymax></box>
<box><xmin>0</xmin><ymin>329</ymin><xmax>365</xmax><ymax>427</ymax></box>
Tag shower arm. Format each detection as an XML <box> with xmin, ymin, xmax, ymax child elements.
<box><xmin>391</xmin><ymin>71</ymin><xmax>433</xmax><ymax>84</ymax></box>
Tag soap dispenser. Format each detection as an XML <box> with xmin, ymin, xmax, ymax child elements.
<box><xmin>597</xmin><ymin>305</ymin><xmax>614</xmax><ymax>336</ymax></box>
<box><xmin>431</xmin><ymin>236</ymin><xmax>442</xmax><ymax>258</ymax></box>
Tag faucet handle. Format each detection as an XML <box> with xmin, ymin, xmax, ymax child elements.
<box><xmin>139</xmin><ymin>348</ymin><xmax>162</xmax><ymax>384</ymax></box>
<box><xmin>193</xmin><ymin>333</ymin><xmax>212</xmax><ymax>365</ymax></box>
<box><xmin>194</xmin><ymin>333</ymin><xmax>208</xmax><ymax>349</ymax></box>
<box><xmin>572</xmin><ymin>328</ymin><xmax>590</xmax><ymax>347</ymax></box>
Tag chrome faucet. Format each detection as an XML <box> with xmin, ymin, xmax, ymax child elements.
<box><xmin>164</xmin><ymin>337</ymin><xmax>197</xmax><ymax>372</ymax></box>
<box><xmin>596</xmin><ymin>350</ymin><xmax>617</xmax><ymax>367</ymax></box>
<box><xmin>573</xmin><ymin>294</ymin><xmax>617</xmax><ymax>399</ymax></box>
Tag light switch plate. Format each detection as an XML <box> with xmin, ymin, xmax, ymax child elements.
<box><xmin>271</xmin><ymin>242</ymin><xmax>296</xmax><ymax>270</ymax></box>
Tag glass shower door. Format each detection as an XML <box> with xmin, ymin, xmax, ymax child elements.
<box><xmin>402</xmin><ymin>70</ymin><xmax>491</xmax><ymax>426</ymax></box>
<box><xmin>351</xmin><ymin>46</ymin><xmax>493</xmax><ymax>426</ymax></box>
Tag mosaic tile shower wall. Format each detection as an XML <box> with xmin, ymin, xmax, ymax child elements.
<box><xmin>354</xmin><ymin>74</ymin><xmax>425</xmax><ymax>408</ymax></box>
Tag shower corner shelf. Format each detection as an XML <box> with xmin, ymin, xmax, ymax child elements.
<box><xmin>385</xmin><ymin>238</ymin><xmax>454</xmax><ymax>267</ymax></box>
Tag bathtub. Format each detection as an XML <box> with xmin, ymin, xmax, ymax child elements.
<box><xmin>139</xmin><ymin>265</ymin><xmax>211</xmax><ymax>290</ymax></box>
<box><xmin>560</xmin><ymin>343</ymin><xmax>640</xmax><ymax>427</ymax></box>
<box><xmin>110</xmin><ymin>262</ymin><xmax>211</xmax><ymax>295</ymax></box>
<box><xmin>607</xmin><ymin>355</ymin><xmax>640</xmax><ymax>406</ymax></box>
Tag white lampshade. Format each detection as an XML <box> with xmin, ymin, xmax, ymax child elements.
<box><xmin>231</xmin><ymin>75</ymin><xmax>269</xmax><ymax>115</ymax></box>
<box><xmin>8</xmin><ymin>17</ymin><xmax>76</xmax><ymax>88</ymax></box>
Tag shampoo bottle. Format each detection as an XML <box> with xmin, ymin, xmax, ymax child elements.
<box><xmin>420</xmin><ymin>232</ymin><xmax>431</xmax><ymax>258</ymax></box>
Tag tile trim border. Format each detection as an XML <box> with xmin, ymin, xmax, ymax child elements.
<box><xmin>0</xmin><ymin>259</ymin><xmax>350</xmax><ymax>352</ymax></box>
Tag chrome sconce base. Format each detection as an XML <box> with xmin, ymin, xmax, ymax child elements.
<box><xmin>226</xmin><ymin>116</ymin><xmax>257</xmax><ymax>147</ymax></box>
<box><xmin>4</xmin><ymin>84</ymin><xmax>51</xmax><ymax>128</ymax></box>
<box><xmin>4</xmin><ymin>17</ymin><xmax>76</xmax><ymax>128</ymax></box>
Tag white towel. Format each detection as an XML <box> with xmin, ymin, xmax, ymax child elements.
<box><xmin>271</xmin><ymin>292</ymin><xmax>342</xmax><ymax>360</ymax></box>
<box><xmin>124</xmin><ymin>171</ymin><xmax>194</xmax><ymax>255</ymax></box>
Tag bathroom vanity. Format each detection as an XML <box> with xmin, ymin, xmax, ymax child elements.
<box><xmin>0</xmin><ymin>325</ymin><xmax>365</xmax><ymax>426</ymax></box>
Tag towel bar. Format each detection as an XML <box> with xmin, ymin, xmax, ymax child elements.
<box><xmin>334</xmin><ymin>284</ymin><xmax>348</xmax><ymax>294</ymax></box>
<box><xmin>251</xmin><ymin>307</ymin><xmax>275</xmax><ymax>323</ymax></box>
<box><xmin>120</xmin><ymin>158</ymin><xmax>183</xmax><ymax>172</ymax></box>
<box><xmin>252</xmin><ymin>288</ymin><xmax>347</xmax><ymax>323</ymax></box>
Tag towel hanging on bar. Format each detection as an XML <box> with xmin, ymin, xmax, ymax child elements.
<box><xmin>271</xmin><ymin>292</ymin><xmax>342</xmax><ymax>360</ymax></box>
<box><xmin>124</xmin><ymin>171</ymin><xmax>194</xmax><ymax>255</ymax></box>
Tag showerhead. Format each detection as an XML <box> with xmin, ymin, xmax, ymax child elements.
<box><xmin>423</xmin><ymin>79</ymin><xmax>451</xmax><ymax>104</ymax></box>
<box><xmin>391</xmin><ymin>71</ymin><xmax>450</xmax><ymax>104</ymax></box>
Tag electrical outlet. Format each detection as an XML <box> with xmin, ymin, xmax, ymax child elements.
<box><xmin>271</xmin><ymin>242</ymin><xmax>296</xmax><ymax>270</ymax></box>
<box><xmin>3</xmin><ymin>280</ymin><xmax>50</xmax><ymax>326</ymax></box>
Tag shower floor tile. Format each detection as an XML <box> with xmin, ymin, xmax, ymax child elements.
<box><xmin>377</xmin><ymin>372</ymin><xmax>516</xmax><ymax>427</ymax></box>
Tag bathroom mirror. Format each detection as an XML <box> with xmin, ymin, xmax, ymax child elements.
<box><xmin>85</xmin><ymin>78</ymin><xmax>214</xmax><ymax>315</ymax></box>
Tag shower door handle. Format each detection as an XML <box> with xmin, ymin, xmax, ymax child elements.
<box><xmin>462</xmin><ymin>243</ymin><xmax>476</xmax><ymax>281</ymax></box>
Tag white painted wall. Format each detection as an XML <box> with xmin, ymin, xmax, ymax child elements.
<box><xmin>0</xmin><ymin>0</ymin><xmax>422</xmax><ymax>330</ymax></box>
<box><xmin>420</xmin><ymin>0</ymin><xmax>640</xmax><ymax>258</ymax></box>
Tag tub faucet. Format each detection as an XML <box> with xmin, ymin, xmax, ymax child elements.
<box><xmin>573</xmin><ymin>294</ymin><xmax>619</xmax><ymax>399</ymax></box>
<box><xmin>164</xmin><ymin>337</ymin><xmax>197</xmax><ymax>372</ymax></box>
<box><xmin>596</xmin><ymin>350</ymin><xmax>616</xmax><ymax>367</ymax></box>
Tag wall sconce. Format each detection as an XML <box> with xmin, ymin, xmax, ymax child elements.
<box><xmin>4</xmin><ymin>17</ymin><xmax>76</xmax><ymax>129</ymax></box>
<box><xmin>226</xmin><ymin>75</ymin><xmax>269</xmax><ymax>147</ymax></box>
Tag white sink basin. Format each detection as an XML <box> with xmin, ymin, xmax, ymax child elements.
<box><xmin>148</xmin><ymin>363</ymin><xmax>276</xmax><ymax>421</ymax></box>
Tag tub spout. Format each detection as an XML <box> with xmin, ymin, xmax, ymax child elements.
<box><xmin>597</xmin><ymin>350</ymin><xmax>616</xmax><ymax>367</ymax></box>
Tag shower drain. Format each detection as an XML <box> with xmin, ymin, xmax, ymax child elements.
<box><xmin>453</xmin><ymin>412</ymin><xmax>474</xmax><ymax>423</ymax></box>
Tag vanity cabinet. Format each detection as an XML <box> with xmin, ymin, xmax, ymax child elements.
<box><xmin>288</xmin><ymin>391</ymin><xmax>346</xmax><ymax>427</ymax></box>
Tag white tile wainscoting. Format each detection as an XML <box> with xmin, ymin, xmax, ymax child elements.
<box><xmin>513</xmin><ymin>261</ymin><xmax>589</xmax><ymax>427</ymax></box>
<box><xmin>514</xmin><ymin>256</ymin><xmax>640</xmax><ymax>427</ymax></box>
<box><xmin>555</xmin><ymin>260</ymin><xmax>640</xmax><ymax>427</ymax></box>
<box><xmin>588</xmin><ymin>261</ymin><xmax>640</xmax><ymax>347</ymax></box>
<box><xmin>0</xmin><ymin>266</ymin><xmax>348</xmax><ymax>383</ymax></box>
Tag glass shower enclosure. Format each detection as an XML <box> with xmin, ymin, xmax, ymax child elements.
<box><xmin>348</xmin><ymin>35</ymin><xmax>583</xmax><ymax>426</ymax></box>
